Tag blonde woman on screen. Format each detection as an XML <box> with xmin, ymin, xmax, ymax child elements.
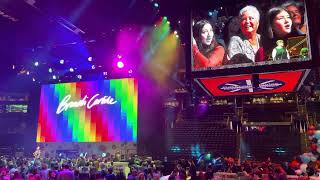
<box><xmin>228</xmin><ymin>5</ymin><xmax>262</xmax><ymax>63</ymax></box>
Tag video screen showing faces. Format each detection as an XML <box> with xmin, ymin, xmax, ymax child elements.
<box><xmin>191</xmin><ymin>0</ymin><xmax>310</xmax><ymax>71</ymax></box>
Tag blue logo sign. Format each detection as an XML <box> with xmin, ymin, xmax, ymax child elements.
<box><xmin>218</xmin><ymin>79</ymin><xmax>285</xmax><ymax>93</ymax></box>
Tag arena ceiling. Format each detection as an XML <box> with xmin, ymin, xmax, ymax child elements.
<box><xmin>0</xmin><ymin>0</ymin><xmax>189</xmax><ymax>84</ymax></box>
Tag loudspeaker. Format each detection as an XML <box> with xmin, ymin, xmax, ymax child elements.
<box><xmin>252</xmin><ymin>74</ymin><xmax>259</xmax><ymax>88</ymax></box>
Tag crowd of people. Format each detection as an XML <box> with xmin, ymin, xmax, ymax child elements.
<box><xmin>0</xmin><ymin>155</ymin><xmax>163</xmax><ymax>180</ymax></box>
<box><xmin>192</xmin><ymin>0</ymin><xmax>308</xmax><ymax>69</ymax></box>
<box><xmin>1</xmin><ymin>154</ymin><xmax>320</xmax><ymax>179</ymax></box>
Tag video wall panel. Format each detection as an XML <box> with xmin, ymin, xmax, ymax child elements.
<box><xmin>37</xmin><ymin>78</ymin><xmax>138</xmax><ymax>142</ymax></box>
<box><xmin>191</xmin><ymin>0</ymin><xmax>310</xmax><ymax>71</ymax></box>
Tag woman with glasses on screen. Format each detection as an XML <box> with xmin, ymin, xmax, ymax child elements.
<box><xmin>227</xmin><ymin>5</ymin><xmax>264</xmax><ymax>63</ymax></box>
<box><xmin>192</xmin><ymin>19</ymin><xmax>226</xmax><ymax>69</ymax></box>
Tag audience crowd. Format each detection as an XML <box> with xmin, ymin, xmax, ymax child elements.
<box><xmin>1</xmin><ymin>154</ymin><xmax>320</xmax><ymax>179</ymax></box>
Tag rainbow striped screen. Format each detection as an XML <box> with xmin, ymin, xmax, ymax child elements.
<box><xmin>37</xmin><ymin>78</ymin><xmax>138</xmax><ymax>142</ymax></box>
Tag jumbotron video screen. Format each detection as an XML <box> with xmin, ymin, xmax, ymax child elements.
<box><xmin>191</xmin><ymin>0</ymin><xmax>310</xmax><ymax>71</ymax></box>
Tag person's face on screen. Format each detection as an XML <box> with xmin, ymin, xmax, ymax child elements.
<box><xmin>240</xmin><ymin>11</ymin><xmax>259</xmax><ymax>36</ymax></box>
<box><xmin>286</xmin><ymin>5</ymin><xmax>302</xmax><ymax>27</ymax></box>
<box><xmin>201</xmin><ymin>23</ymin><xmax>214</xmax><ymax>46</ymax></box>
<box><xmin>229</xmin><ymin>17</ymin><xmax>240</xmax><ymax>34</ymax></box>
<box><xmin>272</xmin><ymin>10</ymin><xmax>292</xmax><ymax>37</ymax></box>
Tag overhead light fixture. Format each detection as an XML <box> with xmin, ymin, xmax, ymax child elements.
<box><xmin>117</xmin><ymin>61</ymin><xmax>124</xmax><ymax>69</ymax></box>
<box><xmin>25</xmin><ymin>0</ymin><xmax>36</xmax><ymax>6</ymax></box>
<box><xmin>56</xmin><ymin>17</ymin><xmax>85</xmax><ymax>35</ymax></box>
<box><xmin>0</xmin><ymin>10</ymin><xmax>19</xmax><ymax>22</ymax></box>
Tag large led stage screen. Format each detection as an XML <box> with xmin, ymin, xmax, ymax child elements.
<box><xmin>37</xmin><ymin>78</ymin><xmax>138</xmax><ymax>142</ymax></box>
<box><xmin>191</xmin><ymin>0</ymin><xmax>311</xmax><ymax>72</ymax></box>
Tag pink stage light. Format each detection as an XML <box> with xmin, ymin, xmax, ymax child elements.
<box><xmin>117</xmin><ymin>61</ymin><xmax>124</xmax><ymax>69</ymax></box>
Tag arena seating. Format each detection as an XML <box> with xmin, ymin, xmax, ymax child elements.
<box><xmin>242</xmin><ymin>128</ymin><xmax>301</xmax><ymax>162</ymax></box>
<box><xmin>167</xmin><ymin>121</ymin><xmax>237</xmax><ymax>160</ymax></box>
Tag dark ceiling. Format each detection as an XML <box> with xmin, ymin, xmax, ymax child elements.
<box><xmin>0</xmin><ymin>0</ymin><xmax>158</xmax><ymax>60</ymax></box>
<box><xmin>0</xmin><ymin>0</ymin><xmax>191</xmax><ymax>85</ymax></box>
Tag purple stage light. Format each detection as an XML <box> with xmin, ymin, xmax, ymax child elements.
<box><xmin>117</xmin><ymin>61</ymin><xmax>124</xmax><ymax>69</ymax></box>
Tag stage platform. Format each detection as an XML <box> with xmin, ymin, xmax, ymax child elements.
<box><xmin>37</xmin><ymin>142</ymin><xmax>137</xmax><ymax>159</ymax></box>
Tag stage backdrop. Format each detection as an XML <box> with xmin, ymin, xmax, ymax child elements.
<box><xmin>37</xmin><ymin>78</ymin><xmax>138</xmax><ymax>142</ymax></box>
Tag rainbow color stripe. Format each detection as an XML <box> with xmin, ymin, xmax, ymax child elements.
<box><xmin>37</xmin><ymin>78</ymin><xmax>138</xmax><ymax>142</ymax></box>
